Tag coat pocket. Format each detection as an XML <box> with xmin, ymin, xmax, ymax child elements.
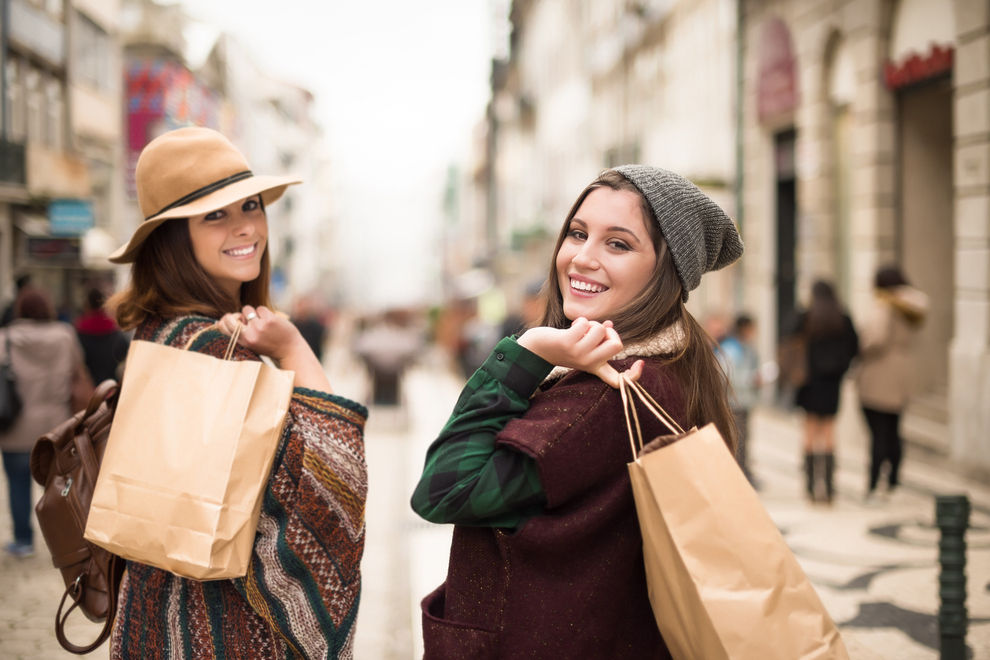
<box><xmin>421</xmin><ymin>584</ymin><xmax>500</xmax><ymax>660</ymax></box>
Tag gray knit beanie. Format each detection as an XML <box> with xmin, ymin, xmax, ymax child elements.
<box><xmin>613</xmin><ymin>164</ymin><xmax>743</xmax><ymax>301</ymax></box>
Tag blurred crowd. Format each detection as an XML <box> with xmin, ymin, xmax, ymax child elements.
<box><xmin>0</xmin><ymin>261</ymin><xmax>929</xmax><ymax>560</ymax></box>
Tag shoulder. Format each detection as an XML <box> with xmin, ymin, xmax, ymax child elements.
<box><xmin>137</xmin><ymin>315</ymin><xmax>259</xmax><ymax>361</ymax></box>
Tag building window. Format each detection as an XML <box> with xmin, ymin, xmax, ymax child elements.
<box><xmin>45</xmin><ymin>77</ymin><xmax>64</xmax><ymax>150</ymax></box>
<box><xmin>26</xmin><ymin>66</ymin><xmax>43</xmax><ymax>145</ymax></box>
<box><xmin>74</xmin><ymin>11</ymin><xmax>111</xmax><ymax>91</ymax></box>
<box><xmin>5</xmin><ymin>59</ymin><xmax>26</xmax><ymax>141</ymax></box>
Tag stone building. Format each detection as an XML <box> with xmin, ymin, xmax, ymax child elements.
<box><xmin>477</xmin><ymin>0</ymin><xmax>738</xmax><ymax>317</ymax></box>
<box><xmin>738</xmin><ymin>0</ymin><xmax>990</xmax><ymax>470</ymax></box>
<box><xmin>0</xmin><ymin>0</ymin><xmax>123</xmax><ymax>316</ymax></box>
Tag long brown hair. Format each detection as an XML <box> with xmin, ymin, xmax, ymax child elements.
<box><xmin>542</xmin><ymin>169</ymin><xmax>737</xmax><ymax>450</ymax></box>
<box><xmin>109</xmin><ymin>216</ymin><xmax>272</xmax><ymax>330</ymax></box>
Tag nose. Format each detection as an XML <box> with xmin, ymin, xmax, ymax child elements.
<box><xmin>229</xmin><ymin>209</ymin><xmax>255</xmax><ymax>236</ymax></box>
<box><xmin>571</xmin><ymin>242</ymin><xmax>600</xmax><ymax>270</ymax></box>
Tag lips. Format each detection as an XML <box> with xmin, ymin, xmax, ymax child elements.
<box><xmin>223</xmin><ymin>243</ymin><xmax>257</xmax><ymax>258</ymax></box>
<box><xmin>569</xmin><ymin>276</ymin><xmax>608</xmax><ymax>295</ymax></box>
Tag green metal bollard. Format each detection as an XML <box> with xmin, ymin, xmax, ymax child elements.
<box><xmin>935</xmin><ymin>494</ymin><xmax>970</xmax><ymax>660</ymax></box>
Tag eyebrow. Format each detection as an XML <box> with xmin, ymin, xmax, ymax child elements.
<box><xmin>570</xmin><ymin>218</ymin><xmax>644</xmax><ymax>245</ymax></box>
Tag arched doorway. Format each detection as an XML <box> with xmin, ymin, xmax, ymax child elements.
<box><xmin>887</xmin><ymin>0</ymin><xmax>955</xmax><ymax>431</ymax></box>
<box><xmin>757</xmin><ymin>17</ymin><xmax>800</xmax><ymax>344</ymax></box>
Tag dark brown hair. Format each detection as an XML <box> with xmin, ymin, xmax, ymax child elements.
<box><xmin>542</xmin><ymin>169</ymin><xmax>737</xmax><ymax>450</ymax></box>
<box><xmin>804</xmin><ymin>280</ymin><xmax>845</xmax><ymax>339</ymax></box>
<box><xmin>109</xmin><ymin>216</ymin><xmax>272</xmax><ymax>330</ymax></box>
<box><xmin>15</xmin><ymin>286</ymin><xmax>55</xmax><ymax>321</ymax></box>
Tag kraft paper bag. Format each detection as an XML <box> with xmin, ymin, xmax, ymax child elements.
<box><xmin>84</xmin><ymin>329</ymin><xmax>293</xmax><ymax>580</ymax></box>
<box><xmin>620</xmin><ymin>377</ymin><xmax>849</xmax><ymax>660</ymax></box>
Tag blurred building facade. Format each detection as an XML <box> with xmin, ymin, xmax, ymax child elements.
<box><xmin>198</xmin><ymin>34</ymin><xmax>334</xmax><ymax>307</ymax></box>
<box><xmin>117</xmin><ymin>0</ymin><xmax>327</xmax><ymax>309</ymax></box>
<box><xmin>0</xmin><ymin>0</ymin><xmax>123</xmax><ymax>316</ymax></box>
<box><xmin>459</xmin><ymin>0</ymin><xmax>738</xmax><ymax>324</ymax></box>
<box><xmin>739</xmin><ymin>0</ymin><xmax>989</xmax><ymax>470</ymax></box>
<box><xmin>460</xmin><ymin>0</ymin><xmax>989</xmax><ymax>472</ymax></box>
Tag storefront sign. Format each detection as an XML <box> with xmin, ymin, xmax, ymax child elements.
<box><xmin>884</xmin><ymin>43</ymin><xmax>953</xmax><ymax>90</ymax></box>
<box><xmin>49</xmin><ymin>199</ymin><xmax>94</xmax><ymax>236</ymax></box>
<box><xmin>757</xmin><ymin>18</ymin><xmax>799</xmax><ymax>122</ymax></box>
<box><xmin>26</xmin><ymin>237</ymin><xmax>81</xmax><ymax>263</ymax></box>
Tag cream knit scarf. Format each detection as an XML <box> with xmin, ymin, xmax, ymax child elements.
<box><xmin>542</xmin><ymin>322</ymin><xmax>687</xmax><ymax>385</ymax></box>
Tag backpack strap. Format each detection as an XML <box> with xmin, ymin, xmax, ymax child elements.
<box><xmin>55</xmin><ymin>554</ymin><xmax>124</xmax><ymax>654</ymax></box>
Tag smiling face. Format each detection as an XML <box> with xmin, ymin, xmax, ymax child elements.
<box><xmin>555</xmin><ymin>187</ymin><xmax>658</xmax><ymax>322</ymax></box>
<box><xmin>187</xmin><ymin>195</ymin><xmax>267</xmax><ymax>299</ymax></box>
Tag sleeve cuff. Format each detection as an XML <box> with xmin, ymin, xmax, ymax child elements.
<box><xmin>479</xmin><ymin>336</ymin><xmax>554</xmax><ymax>399</ymax></box>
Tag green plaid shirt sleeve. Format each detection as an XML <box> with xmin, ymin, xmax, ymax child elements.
<box><xmin>411</xmin><ymin>336</ymin><xmax>553</xmax><ymax>528</ymax></box>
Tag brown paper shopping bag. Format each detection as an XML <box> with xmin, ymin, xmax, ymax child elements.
<box><xmin>620</xmin><ymin>377</ymin><xmax>849</xmax><ymax>660</ymax></box>
<box><xmin>84</xmin><ymin>325</ymin><xmax>293</xmax><ymax>580</ymax></box>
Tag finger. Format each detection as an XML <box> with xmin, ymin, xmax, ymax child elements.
<box><xmin>575</xmin><ymin>322</ymin><xmax>607</xmax><ymax>350</ymax></box>
<box><xmin>241</xmin><ymin>305</ymin><xmax>258</xmax><ymax>323</ymax></box>
<box><xmin>602</xmin><ymin>320</ymin><xmax>614</xmax><ymax>329</ymax></box>
<box><xmin>255</xmin><ymin>305</ymin><xmax>276</xmax><ymax>320</ymax></box>
<box><xmin>622</xmin><ymin>359</ymin><xmax>644</xmax><ymax>383</ymax></box>
<box><xmin>595</xmin><ymin>363</ymin><xmax>622</xmax><ymax>389</ymax></box>
<box><xmin>217</xmin><ymin>313</ymin><xmax>240</xmax><ymax>335</ymax></box>
<box><xmin>567</xmin><ymin>317</ymin><xmax>589</xmax><ymax>338</ymax></box>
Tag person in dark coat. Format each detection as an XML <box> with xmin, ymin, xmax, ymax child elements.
<box><xmin>75</xmin><ymin>288</ymin><xmax>131</xmax><ymax>384</ymax></box>
<box><xmin>790</xmin><ymin>280</ymin><xmax>859</xmax><ymax>503</ymax></box>
<box><xmin>411</xmin><ymin>166</ymin><xmax>743</xmax><ymax>658</ymax></box>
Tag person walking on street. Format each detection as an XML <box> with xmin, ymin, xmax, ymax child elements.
<box><xmin>105</xmin><ymin>126</ymin><xmax>367</xmax><ymax>659</ymax></box>
<box><xmin>718</xmin><ymin>313</ymin><xmax>761</xmax><ymax>486</ymax></box>
<box><xmin>856</xmin><ymin>266</ymin><xmax>928</xmax><ymax>502</ymax></box>
<box><xmin>74</xmin><ymin>287</ymin><xmax>130</xmax><ymax>384</ymax></box>
<box><xmin>1</xmin><ymin>286</ymin><xmax>89</xmax><ymax>558</ymax></box>
<box><xmin>411</xmin><ymin>165</ymin><xmax>742</xmax><ymax>658</ymax></box>
<box><xmin>789</xmin><ymin>280</ymin><xmax>859</xmax><ymax>503</ymax></box>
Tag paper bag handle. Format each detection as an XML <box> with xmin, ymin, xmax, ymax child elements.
<box><xmin>619</xmin><ymin>374</ymin><xmax>685</xmax><ymax>459</ymax></box>
<box><xmin>182</xmin><ymin>323</ymin><xmax>242</xmax><ymax>361</ymax></box>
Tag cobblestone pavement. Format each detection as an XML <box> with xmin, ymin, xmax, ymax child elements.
<box><xmin>2</xmin><ymin>345</ymin><xmax>988</xmax><ymax>659</ymax></box>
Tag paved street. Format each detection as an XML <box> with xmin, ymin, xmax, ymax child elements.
<box><xmin>1</xmin><ymin>341</ymin><xmax>988</xmax><ymax>659</ymax></box>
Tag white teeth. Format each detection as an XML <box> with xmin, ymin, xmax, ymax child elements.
<box><xmin>571</xmin><ymin>279</ymin><xmax>606</xmax><ymax>293</ymax></box>
<box><xmin>225</xmin><ymin>245</ymin><xmax>255</xmax><ymax>257</ymax></box>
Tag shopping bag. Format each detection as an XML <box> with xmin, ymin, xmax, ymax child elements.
<box><xmin>84</xmin><ymin>324</ymin><xmax>294</xmax><ymax>580</ymax></box>
<box><xmin>620</xmin><ymin>377</ymin><xmax>849</xmax><ymax>660</ymax></box>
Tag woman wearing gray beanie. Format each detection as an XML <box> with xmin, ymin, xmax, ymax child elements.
<box><xmin>411</xmin><ymin>165</ymin><xmax>742</xmax><ymax>658</ymax></box>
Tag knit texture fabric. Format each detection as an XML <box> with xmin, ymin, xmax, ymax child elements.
<box><xmin>614</xmin><ymin>165</ymin><xmax>743</xmax><ymax>300</ymax></box>
<box><xmin>110</xmin><ymin>316</ymin><xmax>367</xmax><ymax>660</ymax></box>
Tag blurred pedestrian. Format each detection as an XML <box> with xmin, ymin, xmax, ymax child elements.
<box><xmin>718</xmin><ymin>313</ymin><xmax>761</xmax><ymax>486</ymax></box>
<box><xmin>1</xmin><ymin>286</ymin><xmax>89</xmax><ymax>558</ymax></box>
<box><xmin>499</xmin><ymin>278</ymin><xmax>545</xmax><ymax>337</ymax></box>
<box><xmin>290</xmin><ymin>292</ymin><xmax>329</xmax><ymax>363</ymax></box>
<box><xmin>0</xmin><ymin>273</ymin><xmax>31</xmax><ymax>327</ymax></box>
<box><xmin>75</xmin><ymin>287</ymin><xmax>131</xmax><ymax>384</ymax></box>
<box><xmin>856</xmin><ymin>266</ymin><xmax>928</xmax><ymax>502</ymax></box>
<box><xmin>411</xmin><ymin>165</ymin><xmax>742</xmax><ymax>658</ymax></box>
<box><xmin>353</xmin><ymin>309</ymin><xmax>422</xmax><ymax>406</ymax></box>
<box><xmin>789</xmin><ymin>280</ymin><xmax>859</xmax><ymax>503</ymax></box>
<box><xmin>105</xmin><ymin>126</ymin><xmax>366</xmax><ymax>658</ymax></box>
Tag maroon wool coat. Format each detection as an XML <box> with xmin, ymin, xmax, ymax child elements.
<box><xmin>421</xmin><ymin>355</ymin><xmax>685</xmax><ymax>659</ymax></box>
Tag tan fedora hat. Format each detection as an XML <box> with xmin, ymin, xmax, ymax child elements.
<box><xmin>109</xmin><ymin>126</ymin><xmax>301</xmax><ymax>264</ymax></box>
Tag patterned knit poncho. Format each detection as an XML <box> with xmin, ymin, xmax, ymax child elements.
<box><xmin>110</xmin><ymin>316</ymin><xmax>368</xmax><ymax>659</ymax></box>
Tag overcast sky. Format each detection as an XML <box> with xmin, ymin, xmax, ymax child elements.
<box><xmin>178</xmin><ymin>0</ymin><xmax>498</xmax><ymax>309</ymax></box>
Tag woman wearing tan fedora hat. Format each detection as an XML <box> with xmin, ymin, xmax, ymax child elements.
<box><xmin>106</xmin><ymin>126</ymin><xmax>367</xmax><ymax>659</ymax></box>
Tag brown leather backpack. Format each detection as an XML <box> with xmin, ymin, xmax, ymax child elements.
<box><xmin>30</xmin><ymin>379</ymin><xmax>125</xmax><ymax>654</ymax></box>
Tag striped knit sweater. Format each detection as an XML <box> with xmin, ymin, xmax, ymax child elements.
<box><xmin>110</xmin><ymin>316</ymin><xmax>368</xmax><ymax>659</ymax></box>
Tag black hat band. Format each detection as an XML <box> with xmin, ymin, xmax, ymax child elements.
<box><xmin>146</xmin><ymin>170</ymin><xmax>254</xmax><ymax>220</ymax></box>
